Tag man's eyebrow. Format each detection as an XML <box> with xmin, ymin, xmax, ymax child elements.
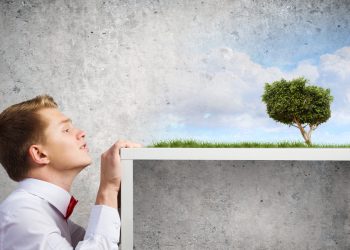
<box><xmin>58</xmin><ymin>118</ymin><xmax>72</xmax><ymax>125</ymax></box>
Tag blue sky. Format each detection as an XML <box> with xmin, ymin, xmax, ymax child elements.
<box><xmin>152</xmin><ymin>1</ymin><xmax>350</xmax><ymax>144</ymax></box>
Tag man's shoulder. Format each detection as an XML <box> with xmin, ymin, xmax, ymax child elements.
<box><xmin>0</xmin><ymin>188</ymin><xmax>48</xmax><ymax>219</ymax></box>
<box><xmin>0</xmin><ymin>189</ymin><xmax>69</xmax><ymax>249</ymax></box>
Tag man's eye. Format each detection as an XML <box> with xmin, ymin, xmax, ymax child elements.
<box><xmin>63</xmin><ymin>128</ymin><xmax>70</xmax><ymax>133</ymax></box>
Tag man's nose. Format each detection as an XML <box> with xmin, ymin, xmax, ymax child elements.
<box><xmin>77</xmin><ymin>129</ymin><xmax>86</xmax><ymax>139</ymax></box>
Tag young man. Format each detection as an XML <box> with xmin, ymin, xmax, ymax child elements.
<box><xmin>0</xmin><ymin>95</ymin><xmax>142</xmax><ymax>249</ymax></box>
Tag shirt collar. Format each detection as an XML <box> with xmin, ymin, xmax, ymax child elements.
<box><xmin>18</xmin><ymin>178</ymin><xmax>72</xmax><ymax>218</ymax></box>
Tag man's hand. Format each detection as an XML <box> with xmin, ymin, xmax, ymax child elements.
<box><xmin>96</xmin><ymin>140</ymin><xmax>142</xmax><ymax>208</ymax></box>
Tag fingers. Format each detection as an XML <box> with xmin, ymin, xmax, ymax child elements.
<box><xmin>114</xmin><ymin>140</ymin><xmax>142</xmax><ymax>149</ymax></box>
<box><xmin>110</xmin><ymin>140</ymin><xmax>142</xmax><ymax>154</ymax></box>
<box><xmin>101</xmin><ymin>140</ymin><xmax>142</xmax><ymax>158</ymax></box>
<box><xmin>128</xmin><ymin>142</ymin><xmax>143</xmax><ymax>148</ymax></box>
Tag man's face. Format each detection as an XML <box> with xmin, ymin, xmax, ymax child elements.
<box><xmin>37</xmin><ymin>108</ymin><xmax>92</xmax><ymax>171</ymax></box>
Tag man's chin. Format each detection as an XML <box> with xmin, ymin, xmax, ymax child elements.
<box><xmin>78</xmin><ymin>157</ymin><xmax>93</xmax><ymax>170</ymax></box>
<box><xmin>83</xmin><ymin>158</ymin><xmax>93</xmax><ymax>167</ymax></box>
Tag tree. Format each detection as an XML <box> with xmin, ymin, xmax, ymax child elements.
<box><xmin>261</xmin><ymin>77</ymin><xmax>333</xmax><ymax>146</ymax></box>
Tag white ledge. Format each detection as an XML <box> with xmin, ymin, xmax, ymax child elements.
<box><xmin>120</xmin><ymin>148</ymin><xmax>350</xmax><ymax>161</ymax></box>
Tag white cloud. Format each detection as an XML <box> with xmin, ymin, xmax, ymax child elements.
<box><xmin>346</xmin><ymin>89</ymin><xmax>350</xmax><ymax>103</ymax></box>
<box><xmin>165</xmin><ymin>114</ymin><xmax>186</xmax><ymax>129</ymax></box>
<box><xmin>319</xmin><ymin>47</ymin><xmax>350</xmax><ymax>83</ymax></box>
<box><xmin>287</xmin><ymin>60</ymin><xmax>319</xmax><ymax>82</ymax></box>
<box><xmin>161</xmin><ymin>47</ymin><xmax>285</xmax><ymax>130</ymax></box>
<box><xmin>218</xmin><ymin>113</ymin><xmax>269</xmax><ymax>129</ymax></box>
<box><xmin>316</xmin><ymin>47</ymin><xmax>350</xmax><ymax>125</ymax></box>
<box><xmin>203</xmin><ymin>113</ymin><xmax>211</xmax><ymax>119</ymax></box>
<box><xmin>331</xmin><ymin>110</ymin><xmax>350</xmax><ymax>125</ymax></box>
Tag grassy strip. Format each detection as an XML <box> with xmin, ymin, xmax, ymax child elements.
<box><xmin>148</xmin><ymin>139</ymin><xmax>350</xmax><ymax>148</ymax></box>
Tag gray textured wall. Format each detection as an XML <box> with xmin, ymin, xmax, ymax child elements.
<box><xmin>134</xmin><ymin>160</ymin><xmax>350</xmax><ymax>249</ymax></box>
<box><xmin>1</xmin><ymin>0</ymin><xmax>349</xmax><ymax>234</ymax></box>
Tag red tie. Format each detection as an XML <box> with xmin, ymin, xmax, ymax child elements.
<box><xmin>65</xmin><ymin>196</ymin><xmax>78</xmax><ymax>220</ymax></box>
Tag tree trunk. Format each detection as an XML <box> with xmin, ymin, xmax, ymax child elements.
<box><xmin>300</xmin><ymin>129</ymin><xmax>312</xmax><ymax>146</ymax></box>
<box><xmin>304</xmin><ymin>136</ymin><xmax>312</xmax><ymax>146</ymax></box>
<box><xmin>293</xmin><ymin>116</ymin><xmax>313</xmax><ymax>146</ymax></box>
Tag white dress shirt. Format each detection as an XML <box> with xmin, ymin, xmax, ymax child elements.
<box><xmin>0</xmin><ymin>178</ymin><xmax>121</xmax><ymax>250</ymax></box>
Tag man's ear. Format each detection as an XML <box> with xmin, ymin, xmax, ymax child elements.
<box><xmin>28</xmin><ymin>145</ymin><xmax>50</xmax><ymax>165</ymax></box>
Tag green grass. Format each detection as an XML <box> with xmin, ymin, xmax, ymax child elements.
<box><xmin>147</xmin><ymin>139</ymin><xmax>350</xmax><ymax>148</ymax></box>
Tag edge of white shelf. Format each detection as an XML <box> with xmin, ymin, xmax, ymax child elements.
<box><xmin>120</xmin><ymin>148</ymin><xmax>350</xmax><ymax>161</ymax></box>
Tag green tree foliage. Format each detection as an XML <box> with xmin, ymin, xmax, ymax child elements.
<box><xmin>261</xmin><ymin>77</ymin><xmax>333</xmax><ymax>145</ymax></box>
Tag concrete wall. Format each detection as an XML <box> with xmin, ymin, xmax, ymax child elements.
<box><xmin>1</xmin><ymin>0</ymin><xmax>350</xmax><ymax>234</ymax></box>
<box><xmin>134</xmin><ymin>160</ymin><xmax>350</xmax><ymax>249</ymax></box>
